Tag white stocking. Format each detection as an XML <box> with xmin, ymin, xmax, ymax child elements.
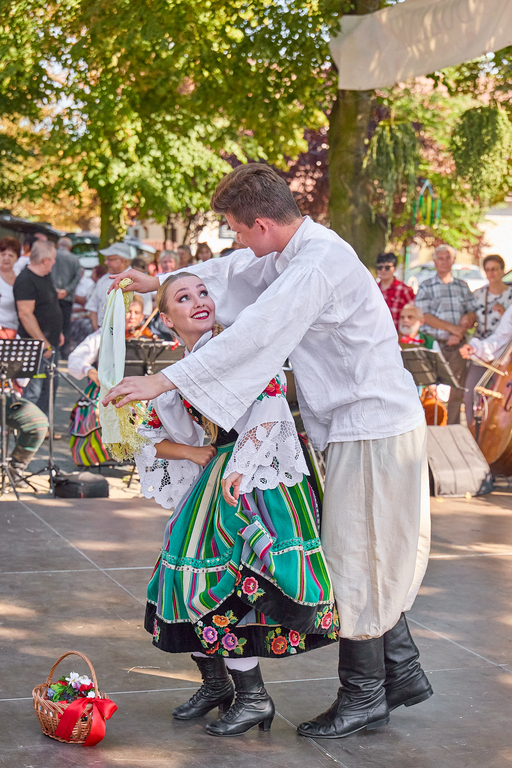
<box><xmin>224</xmin><ymin>656</ymin><xmax>258</xmax><ymax>672</ymax></box>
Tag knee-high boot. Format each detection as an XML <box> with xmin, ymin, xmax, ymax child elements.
<box><xmin>383</xmin><ymin>613</ymin><xmax>433</xmax><ymax>711</ymax></box>
<box><xmin>173</xmin><ymin>655</ymin><xmax>234</xmax><ymax>720</ymax></box>
<box><xmin>297</xmin><ymin>636</ymin><xmax>390</xmax><ymax>738</ymax></box>
<box><xmin>205</xmin><ymin>664</ymin><xmax>275</xmax><ymax>737</ymax></box>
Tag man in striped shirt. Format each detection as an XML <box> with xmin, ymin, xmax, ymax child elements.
<box><xmin>415</xmin><ymin>245</ymin><xmax>477</xmax><ymax>424</ymax></box>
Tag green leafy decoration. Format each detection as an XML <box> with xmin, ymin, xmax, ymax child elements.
<box><xmin>450</xmin><ymin>105</ymin><xmax>512</xmax><ymax>206</ymax></box>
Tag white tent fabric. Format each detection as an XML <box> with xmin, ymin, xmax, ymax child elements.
<box><xmin>330</xmin><ymin>0</ymin><xmax>512</xmax><ymax>91</ymax></box>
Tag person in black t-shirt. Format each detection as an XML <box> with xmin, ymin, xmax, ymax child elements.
<box><xmin>14</xmin><ymin>241</ymin><xmax>64</xmax><ymax>417</ymax></box>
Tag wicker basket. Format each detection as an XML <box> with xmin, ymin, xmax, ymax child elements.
<box><xmin>33</xmin><ymin>650</ymin><xmax>108</xmax><ymax>744</ymax></box>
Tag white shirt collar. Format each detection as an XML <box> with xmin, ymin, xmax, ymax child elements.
<box><xmin>275</xmin><ymin>216</ymin><xmax>312</xmax><ymax>274</ymax></box>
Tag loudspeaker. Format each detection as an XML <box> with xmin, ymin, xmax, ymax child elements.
<box><xmin>427</xmin><ymin>425</ymin><xmax>493</xmax><ymax>497</ymax></box>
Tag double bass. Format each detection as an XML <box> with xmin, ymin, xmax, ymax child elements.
<box><xmin>470</xmin><ymin>333</ymin><xmax>512</xmax><ymax>475</ymax></box>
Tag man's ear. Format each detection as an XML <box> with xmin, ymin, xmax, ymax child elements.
<box><xmin>160</xmin><ymin>312</ymin><xmax>174</xmax><ymax>330</ymax></box>
<box><xmin>253</xmin><ymin>217</ymin><xmax>270</xmax><ymax>235</ymax></box>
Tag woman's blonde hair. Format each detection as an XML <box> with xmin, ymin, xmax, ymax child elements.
<box><xmin>156</xmin><ymin>271</ymin><xmax>221</xmax><ymax>443</ymax></box>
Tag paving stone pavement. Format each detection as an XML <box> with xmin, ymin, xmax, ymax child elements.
<box><xmin>2</xmin><ymin>365</ymin><xmax>512</xmax><ymax>766</ymax></box>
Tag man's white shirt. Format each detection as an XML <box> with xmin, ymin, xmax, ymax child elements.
<box><xmin>158</xmin><ymin>217</ymin><xmax>424</xmax><ymax>449</ymax></box>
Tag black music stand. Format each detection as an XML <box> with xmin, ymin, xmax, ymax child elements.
<box><xmin>23</xmin><ymin>350</ymin><xmax>60</xmax><ymax>494</ymax></box>
<box><xmin>0</xmin><ymin>339</ymin><xmax>44</xmax><ymax>498</ymax></box>
<box><xmin>125</xmin><ymin>339</ymin><xmax>183</xmax><ymax>377</ymax></box>
<box><xmin>401</xmin><ymin>347</ymin><xmax>462</xmax><ymax>426</ymax></box>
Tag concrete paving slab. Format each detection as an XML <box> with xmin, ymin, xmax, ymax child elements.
<box><xmin>3</xmin><ymin>481</ymin><xmax>512</xmax><ymax>766</ymax></box>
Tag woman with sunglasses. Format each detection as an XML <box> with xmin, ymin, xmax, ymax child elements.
<box><xmin>376</xmin><ymin>252</ymin><xmax>415</xmax><ymax>331</ymax></box>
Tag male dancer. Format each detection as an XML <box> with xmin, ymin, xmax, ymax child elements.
<box><xmin>104</xmin><ymin>164</ymin><xmax>432</xmax><ymax>738</ymax></box>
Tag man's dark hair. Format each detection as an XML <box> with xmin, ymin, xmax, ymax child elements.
<box><xmin>24</xmin><ymin>233</ymin><xmax>37</xmax><ymax>249</ymax></box>
<box><xmin>211</xmin><ymin>164</ymin><xmax>301</xmax><ymax>228</ymax></box>
<box><xmin>376</xmin><ymin>252</ymin><xmax>398</xmax><ymax>268</ymax></box>
<box><xmin>178</xmin><ymin>244</ymin><xmax>191</xmax><ymax>254</ymax></box>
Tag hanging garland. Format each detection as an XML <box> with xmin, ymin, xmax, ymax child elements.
<box><xmin>363</xmin><ymin>120</ymin><xmax>420</xmax><ymax>232</ymax></box>
<box><xmin>413</xmin><ymin>179</ymin><xmax>441</xmax><ymax>229</ymax></box>
<box><xmin>450</xmin><ymin>105</ymin><xmax>512</xmax><ymax>205</ymax></box>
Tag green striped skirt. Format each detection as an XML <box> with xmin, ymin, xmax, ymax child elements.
<box><xmin>145</xmin><ymin>442</ymin><xmax>339</xmax><ymax>659</ymax></box>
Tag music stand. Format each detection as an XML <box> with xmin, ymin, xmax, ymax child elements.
<box><xmin>0</xmin><ymin>339</ymin><xmax>44</xmax><ymax>498</ymax></box>
<box><xmin>23</xmin><ymin>351</ymin><xmax>61</xmax><ymax>495</ymax></box>
<box><xmin>124</xmin><ymin>339</ymin><xmax>183</xmax><ymax>377</ymax></box>
<box><xmin>401</xmin><ymin>347</ymin><xmax>462</xmax><ymax>426</ymax></box>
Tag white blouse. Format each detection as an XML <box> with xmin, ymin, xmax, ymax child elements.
<box><xmin>67</xmin><ymin>329</ymin><xmax>101</xmax><ymax>379</ymax></box>
<box><xmin>135</xmin><ymin>332</ymin><xmax>308</xmax><ymax>510</ymax></box>
<box><xmin>0</xmin><ymin>274</ymin><xmax>18</xmax><ymax>330</ymax></box>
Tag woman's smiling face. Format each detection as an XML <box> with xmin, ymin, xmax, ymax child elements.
<box><xmin>160</xmin><ymin>275</ymin><xmax>215</xmax><ymax>344</ymax></box>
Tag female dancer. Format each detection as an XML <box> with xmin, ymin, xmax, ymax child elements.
<box><xmin>135</xmin><ymin>273</ymin><xmax>338</xmax><ymax>737</ymax></box>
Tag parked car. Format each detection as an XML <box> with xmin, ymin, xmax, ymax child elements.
<box><xmin>407</xmin><ymin>262</ymin><xmax>487</xmax><ymax>293</ymax></box>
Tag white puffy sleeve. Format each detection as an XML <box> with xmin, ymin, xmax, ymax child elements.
<box><xmin>135</xmin><ymin>390</ymin><xmax>205</xmax><ymax>510</ymax></box>
<box><xmin>224</xmin><ymin>371</ymin><xmax>308</xmax><ymax>495</ymax></box>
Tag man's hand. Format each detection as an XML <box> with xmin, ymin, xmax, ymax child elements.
<box><xmin>59</xmin><ymin>333</ymin><xmax>65</xmax><ymax>347</ymax></box>
<box><xmin>102</xmin><ymin>372</ymin><xmax>175</xmax><ymax>408</ymax></box>
<box><xmin>221</xmin><ymin>472</ymin><xmax>243</xmax><ymax>507</ymax></box>
<box><xmin>56</xmin><ymin>289</ymin><xmax>67</xmax><ymax>300</ymax></box>
<box><xmin>43</xmin><ymin>346</ymin><xmax>53</xmax><ymax>359</ymax></box>
<box><xmin>186</xmin><ymin>445</ymin><xmax>218</xmax><ymax>467</ymax></box>
<box><xmin>459</xmin><ymin>343</ymin><xmax>474</xmax><ymax>360</ymax></box>
<box><xmin>447</xmin><ymin>333</ymin><xmax>463</xmax><ymax>346</ymax></box>
<box><xmin>107</xmin><ymin>269</ymin><xmax>159</xmax><ymax>295</ymax></box>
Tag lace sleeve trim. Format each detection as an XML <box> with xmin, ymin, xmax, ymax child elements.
<box><xmin>135</xmin><ymin>427</ymin><xmax>200</xmax><ymax>510</ymax></box>
<box><xmin>224</xmin><ymin>419</ymin><xmax>308</xmax><ymax>495</ymax></box>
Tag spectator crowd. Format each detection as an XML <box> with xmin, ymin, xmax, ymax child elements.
<box><xmin>0</xmin><ymin>228</ymin><xmax>508</xmax><ymax>485</ymax></box>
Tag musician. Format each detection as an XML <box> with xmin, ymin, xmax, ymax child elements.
<box><xmin>125</xmin><ymin>294</ymin><xmax>154</xmax><ymax>339</ymax></box>
<box><xmin>460</xmin><ymin>305</ymin><xmax>512</xmax><ymax>425</ymax></box>
<box><xmin>398</xmin><ymin>305</ymin><xmax>438</xmax><ymax>350</ymax></box>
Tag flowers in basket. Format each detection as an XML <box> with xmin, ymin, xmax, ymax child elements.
<box><xmin>46</xmin><ymin>672</ymin><xmax>96</xmax><ymax>703</ymax></box>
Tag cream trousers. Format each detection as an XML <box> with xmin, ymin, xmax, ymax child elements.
<box><xmin>322</xmin><ymin>421</ymin><xmax>430</xmax><ymax>640</ymax></box>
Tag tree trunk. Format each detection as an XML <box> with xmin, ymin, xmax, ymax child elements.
<box><xmin>99</xmin><ymin>193</ymin><xmax>126</xmax><ymax>254</ymax></box>
<box><xmin>328</xmin><ymin>0</ymin><xmax>386</xmax><ymax>268</ymax></box>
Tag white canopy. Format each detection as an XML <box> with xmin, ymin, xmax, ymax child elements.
<box><xmin>329</xmin><ymin>0</ymin><xmax>512</xmax><ymax>91</ymax></box>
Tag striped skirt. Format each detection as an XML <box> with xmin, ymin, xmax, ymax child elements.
<box><xmin>145</xmin><ymin>442</ymin><xmax>339</xmax><ymax>659</ymax></box>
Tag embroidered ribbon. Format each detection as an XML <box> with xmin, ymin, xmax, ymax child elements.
<box><xmin>54</xmin><ymin>697</ymin><xmax>117</xmax><ymax>746</ymax></box>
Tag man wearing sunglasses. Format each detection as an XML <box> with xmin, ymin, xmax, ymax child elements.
<box><xmin>376</xmin><ymin>252</ymin><xmax>415</xmax><ymax>331</ymax></box>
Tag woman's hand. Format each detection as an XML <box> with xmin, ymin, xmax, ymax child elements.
<box><xmin>221</xmin><ymin>472</ymin><xmax>243</xmax><ymax>507</ymax></box>
<box><xmin>186</xmin><ymin>445</ymin><xmax>217</xmax><ymax>467</ymax></box>
<box><xmin>492</xmin><ymin>302</ymin><xmax>506</xmax><ymax>316</ymax></box>
<box><xmin>107</xmin><ymin>269</ymin><xmax>159</xmax><ymax>295</ymax></box>
<box><xmin>87</xmin><ymin>368</ymin><xmax>100</xmax><ymax>386</ymax></box>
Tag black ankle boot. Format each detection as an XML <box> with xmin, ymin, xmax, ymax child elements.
<box><xmin>205</xmin><ymin>664</ymin><xmax>275</xmax><ymax>737</ymax></box>
<box><xmin>173</xmin><ymin>655</ymin><xmax>234</xmax><ymax>720</ymax></box>
<box><xmin>383</xmin><ymin>613</ymin><xmax>433</xmax><ymax>711</ymax></box>
<box><xmin>297</xmin><ymin>636</ymin><xmax>390</xmax><ymax>739</ymax></box>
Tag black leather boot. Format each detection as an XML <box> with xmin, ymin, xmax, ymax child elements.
<box><xmin>297</xmin><ymin>636</ymin><xmax>390</xmax><ymax>739</ymax></box>
<box><xmin>173</xmin><ymin>655</ymin><xmax>234</xmax><ymax>720</ymax></box>
<box><xmin>205</xmin><ymin>664</ymin><xmax>275</xmax><ymax>736</ymax></box>
<box><xmin>383</xmin><ymin>613</ymin><xmax>433</xmax><ymax>711</ymax></box>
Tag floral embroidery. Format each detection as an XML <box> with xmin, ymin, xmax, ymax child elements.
<box><xmin>213</xmin><ymin>615</ymin><xmax>230</xmax><ymax>628</ymax></box>
<box><xmin>195</xmin><ymin>610</ymin><xmax>247</xmax><ymax>656</ymax></box>
<box><xmin>202</xmin><ymin>626</ymin><xmax>218</xmax><ymax>644</ymax></box>
<box><xmin>315</xmin><ymin>605</ymin><xmax>337</xmax><ymax>632</ymax></box>
<box><xmin>271</xmin><ymin>636</ymin><xmax>288</xmax><ymax>655</ymax></box>
<box><xmin>144</xmin><ymin>407</ymin><xmax>162</xmax><ymax>430</ymax></box>
<box><xmin>222</xmin><ymin>633</ymin><xmax>238</xmax><ymax>651</ymax></box>
<box><xmin>256</xmin><ymin>374</ymin><xmax>287</xmax><ymax>402</ymax></box>
<box><xmin>265</xmin><ymin>627</ymin><xmax>306</xmax><ymax>656</ymax></box>
<box><xmin>235</xmin><ymin>572</ymin><xmax>242</xmax><ymax>587</ymax></box>
<box><xmin>241</xmin><ymin>576</ymin><xmax>266</xmax><ymax>604</ymax></box>
<box><xmin>152</xmin><ymin>619</ymin><xmax>161</xmax><ymax>643</ymax></box>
